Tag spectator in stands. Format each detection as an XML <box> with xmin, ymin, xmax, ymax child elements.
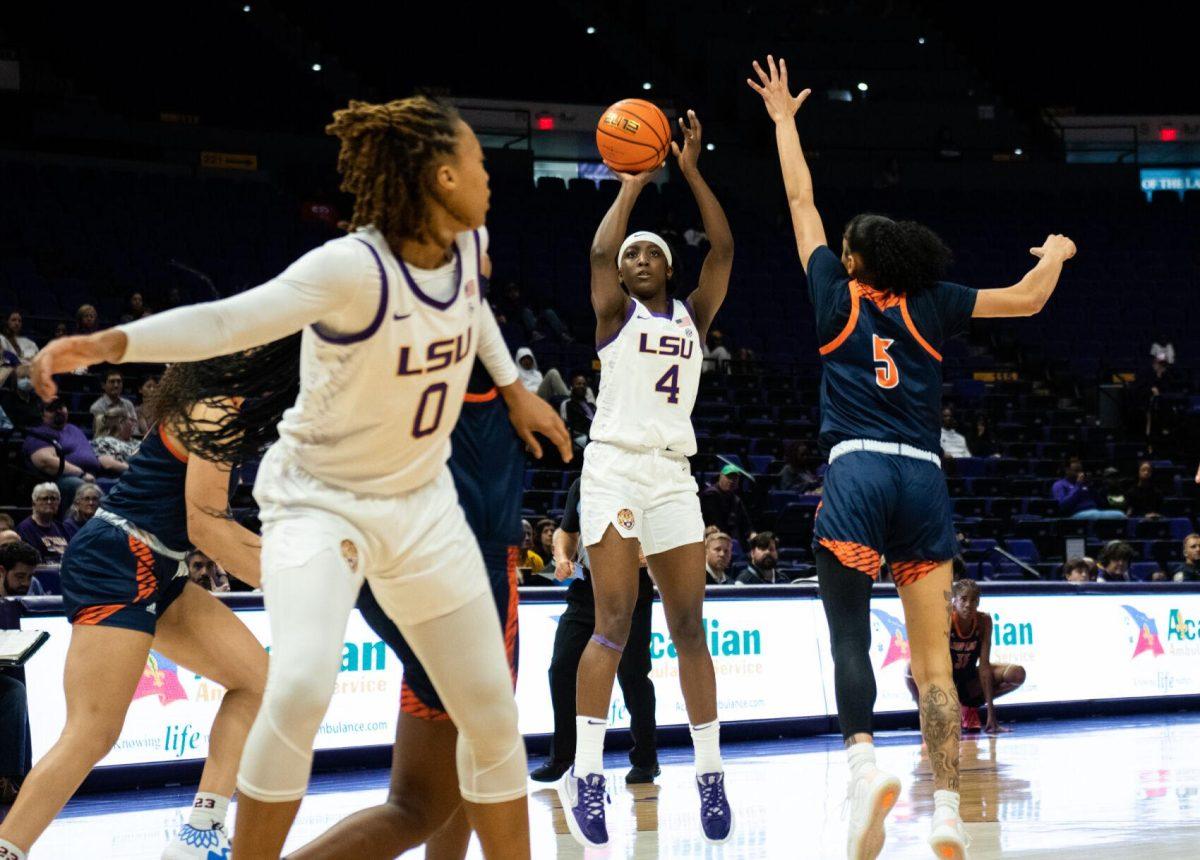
<box><xmin>700</xmin><ymin>464</ymin><xmax>754</xmax><ymax>547</ymax></box>
<box><xmin>533</xmin><ymin>519</ymin><xmax>557</xmax><ymax>572</ymax></box>
<box><xmin>74</xmin><ymin>304</ymin><xmax>99</xmax><ymax>335</ymax></box>
<box><xmin>185</xmin><ymin>549</ymin><xmax>230</xmax><ymax>592</ymax></box>
<box><xmin>1102</xmin><ymin>467</ymin><xmax>1128</xmax><ymax>512</ymax></box>
<box><xmin>1</xmin><ymin>366</ymin><xmax>42</xmax><ymax>430</ymax></box>
<box><xmin>1051</xmin><ymin>457</ymin><xmax>1124</xmax><ymax>520</ymax></box>
<box><xmin>514</xmin><ymin>347</ymin><xmax>570</xmax><ymax>402</ymax></box>
<box><xmin>1095</xmin><ymin>540</ymin><xmax>1135</xmax><ymax>582</ymax></box>
<box><xmin>0</xmin><ymin>532</ymin><xmax>19</xmax><ymax>548</ymax></box>
<box><xmin>0</xmin><ymin>514</ymin><xmax>13</xmax><ymax>533</ymax></box>
<box><xmin>133</xmin><ymin>374</ymin><xmax>159</xmax><ymax>437</ymax></box>
<box><xmin>494</xmin><ymin>281</ymin><xmax>573</xmax><ymax>343</ymax></box>
<box><xmin>0</xmin><ymin>540</ymin><xmax>41</xmax><ymax>802</ymax></box>
<box><xmin>1125</xmin><ymin>460</ymin><xmax>1164</xmax><ymax>518</ymax></box>
<box><xmin>736</xmin><ymin>531</ymin><xmax>784</xmax><ymax>584</ymax></box>
<box><xmin>0</xmin><ymin>310</ymin><xmax>38</xmax><ymax>389</ymax></box>
<box><xmin>968</xmin><ymin>414</ymin><xmax>1000</xmax><ymax>459</ymax></box>
<box><xmin>778</xmin><ymin>440</ymin><xmax>822</xmax><ymax>493</ymax></box>
<box><xmin>517</xmin><ymin>519</ymin><xmax>545</xmax><ymax>582</ymax></box>
<box><xmin>62</xmin><ymin>483</ymin><xmax>102</xmax><ymax>541</ymax></box>
<box><xmin>0</xmin><ymin>540</ymin><xmax>41</xmax><ymax>597</ymax></box>
<box><xmin>1063</xmin><ymin>558</ymin><xmax>1092</xmax><ymax>583</ymax></box>
<box><xmin>1143</xmin><ymin>355</ymin><xmax>1183</xmax><ymax>442</ymax></box>
<box><xmin>50</xmin><ymin>322</ymin><xmax>67</xmax><ymax>340</ymax></box>
<box><xmin>1172</xmin><ymin>534</ymin><xmax>1200</xmax><ymax>582</ymax></box>
<box><xmin>940</xmin><ymin>407</ymin><xmax>972</xmax><ymax>458</ymax></box>
<box><xmin>704</xmin><ymin>531</ymin><xmax>734</xmax><ymax>584</ymax></box>
<box><xmin>16</xmin><ymin>484</ymin><xmax>69</xmax><ymax>563</ymax></box>
<box><xmin>119</xmin><ymin>291</ymin><xmax>149</xmax><ymax>324</ymax></box>
<box><xmin>88</xmin><ymin>370</ymin><xmax>138</xmax><ymax>435</ymax></box>
<box><xmin>92</xmin><ymin>407</ymin><xmax>139</xmax><ymax>466</ymax></box>
<box><xmin>701</xmin><ymin>330</ymin><xmax>731</xmax><ymax>375</ymax></box>
<box><xmin>560</xmin><ymin>373</ymin><xmax>596</xmax><ymax>449</ymax></box>
<box><xmin>23</xmin><ymin>399</ymin><xmax>112</xmax><ymax>505</ymax></box>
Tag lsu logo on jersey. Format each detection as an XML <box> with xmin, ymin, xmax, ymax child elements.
<box><xmin>396</xmin><ymin>329</ymin><xmax>473</xmax><ymax>376</ymax></box>
<box><xmin>638</xmin><ymin>332</ymin><xmax>694</xmax><ymax>359</ymax></box>
<box><xmin>617</xmin><ymin>508</ymin><xmax>636</xmax><ymax>530</ymax></box>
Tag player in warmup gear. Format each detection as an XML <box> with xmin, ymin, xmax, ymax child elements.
<box><xmin>748</xmin><ymin>55</ymin><xmax>1075</xmax><ymax>860</ymax></box>
<box><xmin>0</xmin><ymin>341</ymin><xmax>295</xmax><ymax>860</ymax></box>
<box><xmin>288</xmin><ymin>358</ymin><xmax>525</xmax><ymax>860</ymax></box>
<box><xmin>31</xmin><ymin>96</ymin><xmax>570</xmax><ymax>860</ymax></box>
<box><xmin>558</xmin><ymin>109</ymin><xmax>735</xmax><ymax>848</ymax></box>
<box><xmin>905</xmin><ymin>579</ymin><xmax>1026</xmax><ymax>733</ymax></box>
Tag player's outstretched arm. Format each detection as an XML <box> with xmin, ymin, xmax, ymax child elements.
<box><xmin>972</xmin><ymin>234</ymin><xmax>1077</xmax><ymax>318</ymax></box>
<box><xmin>590</xmin><ymin>166</ymin><xmax>661</xmax><ymax>344</ymax></box>
<box><xmin>747</xmin><ymin>55</ymin><xmax>825</xmax><ymax>271</ymax></box>
<box><xmin>673</xmin><ymin>110</ymin><xmax>733</xmax><ymax>339</ymax></box>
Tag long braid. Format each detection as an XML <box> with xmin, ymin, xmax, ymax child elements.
<box><xmin>326</xmin><ymin>97</ymin><xmax>461</xmax><ymax>243</ymax></box>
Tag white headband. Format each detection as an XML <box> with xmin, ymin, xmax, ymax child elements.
<box><xmin>618</xmin><ymin>231</ymin><xmax>673</xmax><ymax>268</ymax></box>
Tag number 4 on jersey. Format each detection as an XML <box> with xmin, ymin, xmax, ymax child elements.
<box><xmin>872</xmin><ymin>335</ymin><xmax>899</xmax><ymax>389</ymax></box>
<box><xmin>655</xmin><ymin>364</ymin><xmax>681</xmax><ymax>404</ymax></box>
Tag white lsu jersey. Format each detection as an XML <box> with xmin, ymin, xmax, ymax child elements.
<box><xmin>275</xmin><ymin>226</ymin><xmax>485</xmax><ymax>496</ymax></box>
<box><xmin>589</xmin><ymin>296</ymin><xmax>702</xmax><ymax>456</ymax></box>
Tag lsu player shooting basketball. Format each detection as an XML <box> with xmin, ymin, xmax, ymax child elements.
<box><xmin>748</xmin><ymin>55</ymin><xmax>1074</xmax><ymax>860</ymax></box>
<box><xmin>557</xmin><ymin>108</ymin><xmax>736</xmax><ymax>849</ymax></box>
<box><xmin>31</xmin><ymin>96</ymin><xmax>570</xmax><ymax>860</ymax></box>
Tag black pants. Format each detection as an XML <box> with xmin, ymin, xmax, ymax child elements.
<box><xmin>0</xmin><ymin>673</ymin><xmax>29</xmax><ymax>778</ymax></box>
<box><xmin>545</xmin><ymin>571</ymin><xmax>658</xmax><ymax>768</ymax></box>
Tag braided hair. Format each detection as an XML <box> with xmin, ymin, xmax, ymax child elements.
<box><xmin>326</xmin><ymin>96</ymin><xmax>462</xmax><ymax>244</ymax></box>
<box><xmin>148</xmin><ymin>335</ymin><xmax>301</xmax><ymax>467</ymax></box>
<box><xmin>844</xmin><ymin>213</ymin><xmax>953</xmax><ymax>296</ymax></box>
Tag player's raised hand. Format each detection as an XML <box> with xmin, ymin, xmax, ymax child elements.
<box><xmin>671</xmin><ymin>109</ymin><xmax>703</xmax><ymax>175</ymax></box>
<box><xmin>500</xmin><ymin>382</ymin><xmax>573</xmax><ymax>462</ymax></box>
<box><xmin>747</xmin><ymin>55</ymin><xmax>811</xmax><ymax>124</ymax></box>
<box><xmin>614</xmin><ymin>162</ymin><xmax>665</xmax><ymax>188</ymax></box>
<box><xmin>31</xmin><ymin>330</ymin><xmax>127</xmax><ymax>401</ymax></box>
<box><xmin>1029</xmin><ymin>234</ymin><xmax>1077</xmax><ymax>262</ymax></box>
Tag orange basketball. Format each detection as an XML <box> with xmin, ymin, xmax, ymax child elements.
<box><xmin>596</xmin><ymin>98</ymin><xmax>672</xmax><ymax>174</ymax></box>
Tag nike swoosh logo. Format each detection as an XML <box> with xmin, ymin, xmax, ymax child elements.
<box><xmin>636</xmin><ymin>314</ymin><xmax>651</xmax><ymax>320</ymax></box>
<box><xmin>393</xmin><ymin>312</ymin><xmax>412</xmax><ymax>321</ymax></box>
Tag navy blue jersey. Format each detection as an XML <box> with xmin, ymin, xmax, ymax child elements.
<box><xmin>807</xmin><ymin>246</ymin><xmax>977</xmax><ymax>455</ymax></box>
<box><xmin>101</xmin><ymin>425</ymin><xmax>191</xmax><ymax>552</ymax></box>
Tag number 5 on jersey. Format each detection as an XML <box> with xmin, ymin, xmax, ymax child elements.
<box><xmin>872</xmin><ymin>335</ymin><xmax>899</xmax><ymax>389</ymax></box>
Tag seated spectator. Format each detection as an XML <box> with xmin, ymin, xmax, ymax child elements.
<box><xmin>533</xmin><ymin>518</ymin><xmax>557</xmax><ymax>572</ymax></box>
<box><xmin>494</xmin><ymin>281</ymin><xmax>573</xmax><ymax>343</ymax></box>
<box><xmin>514</xmin><ymin>348</ymin><xmax>570</xmax><ymax>402</ymax></box>
<box><xmin>0</xmin><ymin>514</ymin><xmax>13</xmax><ymax>533</ymax></box>
<box><xmin>560</xmin><ymin>373</ymin><xmax>597</xmax><ymax>449</ymax></box>
<box><xmin>74</xmin><ymin>303</ymin><xmax>100</xmax><ymax>335</ymax></box>
<box><xmin>0</xmin><ymin>540</ymin><xmax>42</xmax><ymax>596</ymax></box>
<box><xmin>119</xmin><ymin>291</ymin><xmax>150</xmax><ymax>324</ymax></box>
<box><xmin>1102</xmin><ymin>467</ymin><xmax>1127</xmax><ymax>512</ymax></box>
<box><xmin>23</xmin><ymin>399</ymin><xmax>117</xmax><ymax>505</ymax></box>
<box><xmin>63</xmin><ymin>483</ymin><xmax>103</xmax><ymax>541</ymax></box>
<box><xmin>1095</xmin><ymin>540</ymin><xmax>1135</xmax><ymax>582</ymax></box>
<box><xmin>16</xmin><ymin>484</ymin><xmax>69</xmax><ymax>563</ymax></box>
<box><xmin>1051</xmin><ymin>458</ymin><xmax>1125</xmax><ymax>520</ymax></box>
<box><xmin>92</xmin><ymin>406</ymin><xmax>140</xmax><ymax>466</ymax></box>
<box><xmin>778</xmin><ymin>441</ymin><xmax>822</xmax><ymax>493</ymax></box>
<box><xmin>0</xmin><ymin>310</ymin><xmax>38</xmax><ymax>389</ymax></box>
<box><xmin>0</xmin><ymin>366</ymin><xmax>44</xmax><ymax>430</ymax></box>
<box><xmin>89</xmin><ymin>370</ymin><xmax>138</xmax><ymax>436</ymax></box>
<box><xmin>0</xmin><ymin>540</ymin><xmax>42</xmax><ymax>802</ymax></box>
<box><xmin>187</xmin><ymin>549</ymin><xmax>230</xmax><ymax>592</ymax></box>
<box><xmin>736</xmin><ymin>531</ymin><xmax>785</xmax><ymax>584</ymax></box>
<box><xmin>1173</xmin><ymin>534</ymin><xmax>1200</xmax><ymax>582</ymax></box>
<box><xmin>940</xmin><ymin>407</ymin><xmax>972</xmax><ymax>459</ymax></box>
<box><xmin>700</xmin><ymin>464</ymin><xmax>754</xmax><ymax>548</ymax></box>
<box><xmin>1125</xmin><ymin>460</ymin><xmax>1163</xmax><ymax>518</ymax></box>
<box><xmin>701</xmin><ymin>330</ymin><xmax>731</xmax><ymax>375</ymax></box>
<box><xmin>133</xmin><ymin>374</ymin><xmax>160</xmax><ymax>437</ymax></box>
<box><xmin>968</xmin><ymin>414</ymin><xmax>1001</xmax><ymax>458</ymax></box>
<box><xmin>705</xmin><ymin>531</ymin><xmax>735</xmax><ymax>584</ymax></box>
<box><xmin>517</xmin><ymin>519</ymin><xmax>545</xmax><ymax>581</ymax></box>
<box><xmin>1063</xmin><ymin>557</ymin><xmax>1092</xmax><ymax>583</ymax></box>
<box><xmin>0</xmin><ymin>530</ymin><xmax>18</xmax><ymax>547</ymax></box>
<box><xmin>50</xmin><ymin>322</ymin><xmax>68</xmax><ymax>340</ymax></box>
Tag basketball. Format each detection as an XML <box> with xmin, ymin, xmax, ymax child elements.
<box><xmin>596</xmin><ymin>98</ymin><xmax>671</xmax><ymax>174</ymax></box>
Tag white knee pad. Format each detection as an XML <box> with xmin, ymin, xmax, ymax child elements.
<box><xmin>454</xmin><ymin>695</ymin><xmax>528</xmax><ymax>804</ymax></box>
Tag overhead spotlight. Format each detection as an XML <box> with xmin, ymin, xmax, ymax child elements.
<box><xmin>856</xmin><ymin>82</ymin><xmax>869</xmax><ymax>92</ymax></box>
<box><xmin>642</xmin><ymin>82</ymin><xmax>652</xmax><ymax>91</ymax></box>
<box><xmin>1014</xmin><ymin>148</ymin><xmax>1024</xmax><ymax>156</ymax></box>
<box><xmin>311</xmin><ymin>63</ymin><xmax>322</xmax><ymax>72</ymax></box>
<box><xmin>917</xmin><ymin>36</ymin><xmax>925</xmax><ymax>45</ymax></box>
<box><xmin>242</xmin><ymin>4</ymin><xmax>251</xmax><ymax>11</ymax></box>
<box><xmin>586</xmin><ymin>26</ymin><xmax>596</xmax><ymax>34</ymax></box>
<box><xmin>706</xmin><ymin>143</ymin><xmax>715</xmax><ymax>151</ymax></box>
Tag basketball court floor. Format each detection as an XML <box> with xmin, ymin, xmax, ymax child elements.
<box><xmin>19</xmin><ymin>714</ymin><xmax>1200</xmax><ymax>858</ymax></box>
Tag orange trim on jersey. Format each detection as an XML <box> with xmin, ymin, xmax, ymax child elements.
<box><xmin>400</xmin><ymin>679</ymin><xmax>452</xmax><ymax>722</ymax></box>
<box><xmin>819</xmin><ymin>538</ymin><xmax>882</xmax><ymax>579</ymax></box>
<box><xmin>73</xmin><ymin>603</ymin><xmax>125</xmax><ymax>626</ymax></box>
<box><xmin>857</xmin><ymin>282</ymin><xmax>902</xmax><ymax>311</ymax></box>
<box><xmin>504</xmin><ymin>545</ymin><xmax>520</xmax><ymax>689</ymax></box>
<box><xmin>158</xmin><ymin>424</ymin><xmax>190</xmax><ymax>463</ymax></box>
<box><xmin>899</xmin><ymin>296</ymin><xmax>942</xmax><ymax>362</ymax></box>
<box><xmin>463</xmin><ymin>388</ymin><xmax>499</xmax><ymax>403</ymax></box>
<box><xmin>128</xmin><ymin>535</ymin><xmax>158</xmax><ymax>601</ymax></box>
<box><xmin>891</xmin><ymin>559</ymin><xmax>945</xmax><ymax>587</ymax></box>
<box><xmin>818</xmin><ymin>283</ymin><xmax>861</xmax><ymax>356</ymax></box>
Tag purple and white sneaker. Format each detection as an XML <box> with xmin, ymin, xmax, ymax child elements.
<box><xmin>556</xmin><ymin>768</ymin><xmax>610</xmax><ymax>848</ymax></box>
<box><xmin>697</xmin><ymin>771</ymin><xmax>733</xmax><ymax>844</ymax></box>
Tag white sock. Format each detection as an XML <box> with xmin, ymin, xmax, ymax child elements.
<box><xmin>847</xmin><ymin>741</ymin><xmax>876</xmax><ymax>778</ymax></box>
<box><xmin>574</xmin><ymin>716</ymin><xmax>608</xmax><ymax>777</ymax></box>
<box><xmin>933</xmin><ymin>789</ymin><xmax>961</xmax><ymax>821</ymax></box>
<box><xmin>0</xmin><ymin>838</ymin><xmax>27</xmax><ymax>860</ymax></box>
<box><xmin>690</xmin><ymin>720</ymin><xmax>724</xmax><ymax>774</ymax></box>
<box><xmin>187</xmin><ymin>792</ymin><xmax>230</xmax><ymax>830</ymax></box>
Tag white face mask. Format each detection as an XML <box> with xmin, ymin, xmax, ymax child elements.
<box><xmin>16</xmin><ymin>377</ymin><xmax>33</xmax><ymax>393</ymax></box>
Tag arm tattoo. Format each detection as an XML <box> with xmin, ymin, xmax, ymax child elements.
<box><xmin>920</xmin><ymin>683</ymin><xmax>961</xmax><ymax>792</ymax></box>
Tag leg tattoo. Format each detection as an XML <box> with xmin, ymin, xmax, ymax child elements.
<box><xmin>920</xmin><ymin>683</ymin><xmax>961</xmax><ymax>792</ymax></box>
